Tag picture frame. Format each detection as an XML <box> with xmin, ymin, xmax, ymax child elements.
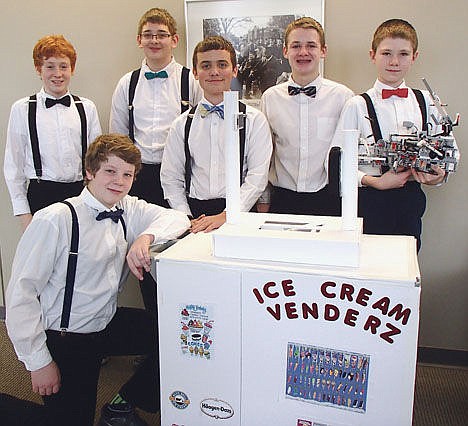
<box><xmin>184</xmin><ymin>0</ymin><xmax>325</xmax><ymax>103</ymax></box>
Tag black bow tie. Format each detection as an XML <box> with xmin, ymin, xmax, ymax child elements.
<box><xmin>288</xmin><ymin>85</ymin><xmax>317</xmax><ymax>97</ymax></box>
<box><xmin>45</xmin><ymin>95</ymin><xmax>71</xmax><ymax>108</ymax></box>
<box><xmin>96</xmin><ymin>208</ymin><xmax>124</xmax><ymax>223</ymax></box>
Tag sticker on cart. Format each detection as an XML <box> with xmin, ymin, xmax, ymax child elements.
<box><xmin>169</xmin><ymin>390</ymin><xmax>190</xmax><ymax>409</ymax></box>
<box><xmin>200</xmin><ymin>398</ymin><xmax>234</xmax><ymax>419</ymax></box>
<box><xmin>180</xmin><ymin>304</ymin><xmax>214</xmax><ymax>360</ymax></box>
<box><xmin>286</xmin><ymin>342</ymin><xmax>370</xmax><ymax>413</ymax></box>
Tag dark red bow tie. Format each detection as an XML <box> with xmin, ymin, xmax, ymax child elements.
<box><xmin>381</xmin><ymin>88</ymin><xmax>408</xmax><ymax>99</ymax></box>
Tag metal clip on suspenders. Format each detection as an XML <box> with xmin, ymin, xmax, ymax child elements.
<box><xmin>28</xmin><ymin>95</ymin><xmax>88</xmax><ymax>182</ymax></box>
<box><xmin>59</xmin><ymin>202</ymin><xmax>127</xmax><ymax>334</ymax></box>
<box><xmin>183</xmin><ymin>101</ymin><xmax>247</xmax><ymax>193</ymax></box>
<box><xmin>127</xmin><ymin>67</ymin><xmax>191</xmax><ymax>142</ymax></box>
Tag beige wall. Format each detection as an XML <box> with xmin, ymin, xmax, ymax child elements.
<box><xmin>1</xmin><ymin>0</ymin><xmax>466</xmax><ymax>350</ymax></box>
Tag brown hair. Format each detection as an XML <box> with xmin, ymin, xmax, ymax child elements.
<box><xmin>33</xmin><ymin>35</ymin><xmax>77</xmax><ymax>72</ymax></box>
<box><xmin>371</xmin><ymin>19</ymin><xmax>418</xmax><ymax>53</ymax></box>
<box><xmin>192</xmin><ymin>36</ymin><xmax>237</xmax><ymax>70</ymax></box>
<box><xmin>284</xmin><ymin>17</ymin><xmax>325</xmax><ymax>47</ymax></box>
<box><xmin>85</xmin><ymin>134</ymin><xmax>142</xmax><ymax>184</ymax></box>
<box><xmin>137</xmin><ymin>7</ymin><xmax>177</xmax><ymax>35</ymax></box>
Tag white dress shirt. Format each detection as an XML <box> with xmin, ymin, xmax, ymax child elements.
<box><xmin>4</xmin><ymin>88</ymin><xmax>102</xmax><ymax>215</ymax></box>
<box><xmin>109</xmin><ymin>58</ymin><xmax>203</xmax><ymax>165</ymax></box>
<box><xmin>260</xmin><ymin>75</ymin><xmax>354</xmax><ymax>194</ymax></box>
<box><xmin>6</xmin><ymin>187</ymin><xmax>190</xmax><ymax>371</ymax></box>
<box><xmin>334</xmin><ymin>79</ymin><xmax>459</xmax><ymax>185</ymax></box>
<box><xmin>160</xmin><ymin>98</ymin><xmax>273</xmax><ymax>216</ymax></box>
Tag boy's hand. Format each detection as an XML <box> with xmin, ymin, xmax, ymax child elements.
<box><xmin>18</xmin><ymin>213</ymin><xmax>33</xmax><ymax>233</ymax></box>
<box><xmin>191</xmin><ymin>211</ymin><xmax>227</xmax><ymax>233</ymax></box>
<box><xmin>411</xmin><ymin>165</ymin><xmax>446</xmax><ymax>185</ymax></box>
<box><xmin>127</xmin><ymin>234</ymin><xmax>154</xmax><ymax>280</ymax></box>
<box><xmin>31</xmin><ymin>361</ymin><xmax>61</xmax><ymax>396</ymax></box>
<box><xmin>362</xmin><ymin>168</ymin><xmax>412</xmax><ymax>190</ymax></box>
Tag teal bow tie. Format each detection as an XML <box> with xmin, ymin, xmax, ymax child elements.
<box><xmin>200</xmin><ymin>103</ymin><xmax>224</xmax><ymax>119</ymax></box>
<box><xmin>144</xmin><ymin>70</ymin><xmax>168</xmax><ymax>80</ymax></box>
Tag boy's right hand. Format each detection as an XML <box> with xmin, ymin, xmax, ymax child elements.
<box><xmin>362</xmin><ymin>168</ymin><xmax>412</xmax><ymax>190</ymax></box>
<box><xmin>31</xmin><ymin>360</ymin><xmax>61</xmax><ymax>396</ymax></box>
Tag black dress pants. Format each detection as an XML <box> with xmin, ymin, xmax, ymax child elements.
<box><xmin>42</xmin><ymin>307</ymin><xmax>159</xmax><ymax>426</ymax></box>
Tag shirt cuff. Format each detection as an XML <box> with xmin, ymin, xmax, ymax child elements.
<box><xmin>21</xmin><ymin>346</ymin><xmax>53</xmax><ymax>372</ymax></box>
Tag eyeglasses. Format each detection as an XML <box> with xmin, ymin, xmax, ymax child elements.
<box><xmin>140</xmin><ymin>32</ymin><xmax>172</xmax><ymax>41</ymax></box>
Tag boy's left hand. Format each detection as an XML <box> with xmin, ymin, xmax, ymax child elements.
<box><xmin>127</xmin><ymin>234</ymin><xmax>154</xmax><ymax>280</ymax></box>
<box><xmin>191</xmin><ymin>211</ymin><xmax>226</xmax><ymax>233</ymax></box>
<box><xmin>411</xmin><ymin>165</ymin><xmax>446</xmax><ymax>185</ymax></box>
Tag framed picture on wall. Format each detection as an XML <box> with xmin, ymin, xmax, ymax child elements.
<box><xmin>185</xmin><ymin>0</ymin><xmax>325</xmax><ymax>105</ymax></box>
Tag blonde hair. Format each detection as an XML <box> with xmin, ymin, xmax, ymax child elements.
<box><xmin>372</xmin><ymin>19</ymin><xmax>418</xmax><ymax>53</ymax></box>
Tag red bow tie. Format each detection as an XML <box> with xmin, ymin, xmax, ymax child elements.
<box><xmin>381</xmin><ymin>88</ymin><xmax>409</xmax><ymax>99</ymax></box>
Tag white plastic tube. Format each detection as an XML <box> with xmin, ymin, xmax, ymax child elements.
<box><xmin>341</xmin><ymin>129</ymin><xmax>359</xmax><ymax>231</ymax></box>
<box><xmin>224</xmin><ymin>91</ymin><xmax>240</xmax><ymax>224</ymax></box>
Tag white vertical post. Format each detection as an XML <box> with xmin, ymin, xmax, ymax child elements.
<box><xmin>224</xmin><ymin>90</ymin><xmax>241</xmax><ymax>224</ymax></box>
<box><xmin>341</xmin><ymin>129</ymin><xmax>359</xmax><ymax>231</ymax></box>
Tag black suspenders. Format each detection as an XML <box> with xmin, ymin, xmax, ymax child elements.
<box><xmin>127</xmin><ymin>66</ymin><xmax>191</xmax><ymax>142</ymax></box>
<box><xmin>59</xmin><ymin>201</ymin><xmax>126</xmax><ymax>332</ymax></box>
<box><xmin>59</xmin><ymin>201</ymin><xmax>80</xmax><ymax>332</ymax></box>
<box><xmin>183</xmin><ymin>102</ymin><xmax>247</xmax><ymax>194</ymax></box>
<box><xmin>28</xmin><ymin>94</ymin><xmax>88</xmax><ymax>181</ymax></box>
<box><xmin>360</xmin><ymin>89</ymin><xmax>428</xmax><ymax>143</ymax></box>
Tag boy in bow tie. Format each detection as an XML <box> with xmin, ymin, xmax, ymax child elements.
<box><xmin>258</xmin><ymin>17</ymin><xmax>353</xmax><ymax>215</ymax></box>
<box><xmin>109</xmin><ymin>7</ymin><xmax>202</xmax><ymax>315</ymax></box>
<box><xmin>6</xmin><ymin>134</ymin><xmax>190</xmax><ymax>426</ymax></box>
<box><xmin>334</xmin><ymin>19</ymin><xmax>453</xmax><ymax>249</ymax></box>
<box><xmin>160</xmin><ymin>36</ymin><xmax>272</xmax><ymax>233</ymax></box>
<box><xmin>4</xmin><ymin>34</ymin><xmax>102</xmax><ymax>232</ymax></box>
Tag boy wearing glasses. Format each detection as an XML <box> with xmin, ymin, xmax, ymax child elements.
<box><xmin>110</xmin><ymin>7</ymin><xmax>202</xmax><ymax>314</ymax></box>
<box><xmin>258</xmin><ymin>17</ymin><xmax>353</xmax><ymax>215</ymax></box>
<box><xmin>4</xmin><ymin>34</ymin><xmax>102</xmax><ymax>232</ymax></box>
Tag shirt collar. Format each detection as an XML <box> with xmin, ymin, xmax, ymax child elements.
<box><xmin>374</xmin><ymin>79</ymin><xmax>408</xmax><ymax>94</ymax></box>
<box><xmin>142</xmin><ymin>57</ymin><xmax>175</xmax><ymax>76</ymax></box>
<box><xmin>287</xmin><ymin>74</ymin><xmax>322</xmax><ymax>91</ymax></box>
<box><xmin>80</xmin><ymin>187</ymin><xmax>121</xmax><ymax>213</ymax></box>
<box><xmin>38</xmin><ymin>87</ymin><xmax>71</xmax><ymax>102</ymax></box>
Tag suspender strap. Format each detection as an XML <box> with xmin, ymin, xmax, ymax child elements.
<box><xmin>59</xmin><ymin>201</ymin><xmax>127</xmax><ymax>331</ymax></box>
<box><xmin>411</xmin><ymin>89</ymin><xmax>428</xmax><ymax>132</ymax></box>
<box><xmin>128</xmin><ymin>66</ymin><xmax>191</xmax><ymax>140</ymax></box>
<box><xmin>183</xmin><ymin>102</ymin><xmax>247</xmax><ymax>194</ymax></box>
<box><xmin>28</xmin><ymin>94</ymin><xmax>88</xmax><ymax>181</ymax></box>
<box><xmin>184</xmin><ymin>106</ymin><xmax>197</xmax><ymax>193</ymax></box>
<box><xmin>181</xmin><ymin>66</ymin><xmax>190</xmax><ymax>113</ymax></box>
<box><xmin>28</xmin><ymin>95</ymin><xmax>42</xmax><ymax>179</ymax></box>
<box><xmin>71</xmin><ymin>95</ymin><xmax>87</xmax><ymax>178</ymax></box>
<box><xmin>128</xmin><ymin>68</ymin><xmax>141</xmax><ymax>143</ymax></box>
<box><xmin>360</xmin><ymin>93</ymin><xmax>383</xmax><ymax>142</ymax></box>
<box><xmin>60</xmin><ymin>201</ymin><xmax>79</xmax><ymax>331</ymax></box>
<box><xmin>119</xmin><ymin>216</ymin><xmax>127</xmax><ymax>240</ymax></box>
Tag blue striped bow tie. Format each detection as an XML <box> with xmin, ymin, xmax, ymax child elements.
<box><xmin>96</xmin><ymin>208</ymin><xmax>124</xmax><ymax>223</ymax></box>
<box><xmin>144</xmin><ymin>70</ymin><xmax>168</xmax><ymax>79</ymax></box>
<box><xmin>288</xmin><ymin>85</ymin><xmax>317</xmax><ymax>97</ymax></box>
<box><xmin>200</xmin><ymin>103</ymin><xmax>224</xmax><ymax>119</ymax></box>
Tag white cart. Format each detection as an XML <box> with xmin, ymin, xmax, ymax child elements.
<box><xmin>155</xmin><ymin>231</ymin><xmax>420</xmax><ymax>426</ymax></box>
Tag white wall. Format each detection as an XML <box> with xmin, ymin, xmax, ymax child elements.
<box><xmin>1</xmin><ymin>0</ymin><xmax>466</xmax><ymax>350</ymax></box>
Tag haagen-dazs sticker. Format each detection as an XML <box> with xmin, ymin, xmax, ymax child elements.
<box><xmin>169</xmin><ymin>390</ymin><xmax>190</xmax><ymax>409</ymax></box>
<box><xmin>200</xmin><ymin>398</ymin><xmax>234</xmax><ymax>419</ymax></box>
<box><xmin>180</xmin><ymin>304</ymin><xmax>214</xmax><ymax>360</ymax></box>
